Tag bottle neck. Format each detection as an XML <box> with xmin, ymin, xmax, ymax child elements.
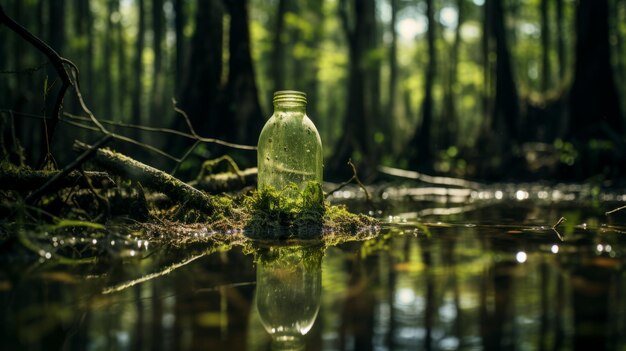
<box><xmin>273</xmin><ymin>102</ymin><xmax>306</xmax><ymax>113</ymax></box>
<box><xmin>273</xmin><ymin>90</ymin><xmax>307</xmax><ymax>113</ymax></box>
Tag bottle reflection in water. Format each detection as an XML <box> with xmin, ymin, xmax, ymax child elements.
<box><xmin>255</xmin><ymin>245</ymin><xmax>323</xmax><ymax>350</ymax></box>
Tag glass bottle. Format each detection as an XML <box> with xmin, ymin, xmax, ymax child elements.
<box><xmin>257</xmin><ymin>91</ymin><xmax>323</xmax><ymax>193</ymax></box>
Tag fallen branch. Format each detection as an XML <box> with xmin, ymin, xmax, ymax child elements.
<box><xmin>26</xmin><ymin>134</ymin><xmax>113</xmax><ymax>203</ymax></box>
<box><xmin>190</xmin><ymin>167</ymin><xmax>257</xmax><ymax>193</ymax></box>
<box><xmin>0</xmin><ymin>168</ymin><xmax>113</xmax><ymax>191</ymax></box>
<box><xmin>73</xmin><ymin>140</ymin><xmax>216</xmax><ymax>214</ymax></box>
<box><xmin>378</xmin><ymin>165</ymin><xmax>483</xmax><ymax>189</ymax></box>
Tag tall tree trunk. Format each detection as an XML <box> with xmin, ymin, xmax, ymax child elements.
<box><xmin>271</xmin><ymin>0</ymin><xmax>288</xmax><ymax>93</ymax></box>
<box><xmin>556</xmin><ymin>0</ymin><xmax>565</xmax><ymax>82</ymax></box>
<box><xmin>150</xmin><ymin>0</ymin><xmax>164</xmax><ymax>123</ymax></box>
<box><xmin>41</xmin><ymin>0</ymin><xmax>65</xmax><ymax>162</ymax></box>
<box><xmin>387</xmin><ymin>0</ymin><xmax>398</xmax><ymax>152</ymax></box>
<box><xmin>179</xmin><ymin>0</ymin><xmax>223</xmax><ymax>141</ymax></box>
<box><xmin>411</xmin><ymin>0</ymin><xmax>436</xmax><ymax>172</ymax></box>
<box><xmin>221</xmin><ymin>0</ymin><xmax>265</xmax><ymax>145</ymax></box>
<box><xmin>482</xmin><ymin>0</ymin><xmax>493</xmax><ymax>117</ymax></box>
<box><xmin>330</xmin><ymin>0</ymin><xmax>379</xmax><ymax>177</ymax></box>
<box><xmin>115</xmin><ymin>0</ymin><xmax>127</xmax><ymax>118</ymax></box>
<box><xmin>541</xmin><ymin>0</ymin><xmax>551</xmax><ymax>92</ymax></box>
<box><xmin>477</xmin><ymin>0</ymin><xmax>519</xmax><ymax>177</ymax></box>
<box><xmin>174</xmin><ymin>0</ymin><xmax>184</xmax><ymax>95</ymax></box>
<box><xmin>569</xmin><ymin>0</ymin><xmax>622</xmax><ymax>138</ymax></box>
<box><xmin>84</xmin><ymin>0</ymin><xmax>94</xmax><ymax>104</ymax></box>
<box><xmin>305</xmin><ymin>0</ymin><xmax>323</xmax><ymax>136</ymax></box>
<box><xmin>132</xmin><ymin>0</ymin><xmax>145</xmax><ymax>140</ymax></box>
<box><xmin>104</xmin><ymin>0</ymin><xmax>113</xmax><ymax>119</ymax></box>
<box><xmin>567</xmin><ymin>0</ymin><xmax>623</xmax><ymax>177</ymax></box>
<box><xmin>441</xmin><ymin>0</ymin><xmax>464</xmax><ymax>151</ymax></box>
<box><xmin>491</xmin><ymin>0</ymin><xmax>519</xmax><ymax>142</ymax></box>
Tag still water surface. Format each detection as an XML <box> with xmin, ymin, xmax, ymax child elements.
<box><xmin>2</xmin><ymin>186</ymin><xmax>626</xmax><ymax>350</ymax></box>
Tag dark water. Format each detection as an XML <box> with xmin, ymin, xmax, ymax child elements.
<box><xmin>2</xmin><ymin>187</ymin><xmax>626</xmax><ymax>350</ymax></box>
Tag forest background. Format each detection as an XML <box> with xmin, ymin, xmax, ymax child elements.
<box><xmin>1</xmin><ymin>0</ymin><xmax>625</xmax><ymax>183</ymax></box>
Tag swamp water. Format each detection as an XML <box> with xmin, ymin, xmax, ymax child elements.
<box><xmin>2</xmin><ymin>185</ymin><xmax>626</xmax><ymax>350</ymax></box>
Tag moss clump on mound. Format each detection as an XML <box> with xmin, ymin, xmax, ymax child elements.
<box><xmin>243</xmin><ymin>182</ymin><xmax>377</xmax><ymax>241</ymax></box>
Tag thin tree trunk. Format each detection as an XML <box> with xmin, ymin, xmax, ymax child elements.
<box><xmin>330</xmin><ymin>0</ymin><xmax>378</xmax><ymax>177</ymax></box>
<box><xmin>482</xmin><ymin>0</ymin><xmax>493</xmax><ymax>118</ymax></box>
<box><xmin>271</xmin><ymin>0</ymin><xmax>287</xmax><ymax>92</ymax></box>
<box><xmin>387</xmin><ymin>0</ymin><xmax>398</xmax><ymax>152</ymax></box>
<box><xmin>104</xmin><ymin>0</ymin><xmax>113</xmax><ymax>119</ymax></box>
<box><xmin>492</xmin><ymin>0</ymin><xmax>519</xmax><ymax>140</ymax></box>
<box><xmin>306</xmin><ymin>0</ymin><xmax>323</xmax><ymax>134</ymax></box>
<box><xmin>541</xmin><ymin>0</ymin><xmax>551</xmax><ymax>92</ymax></box>
<box><xmin>556</xmin><ymin>0</ymin><xmax>565</xmax><ymax>81</ymax></box>
<box><xmin>441</xmin><ymin>0</ymin><xmax>464</xmax><ymax>150</ymax></box>
<box><xmin>179</xmin><ymin>0</ymin><xmax>223</xmax><ymax>140</ymax></box>
<box><xmin>569</xmin><ymin>0</ymin><xmax>622</xmax><ymax>138</ymax></box>
<box><xmin>174</xmin><ymin>0</ymin><xmax>184</xmax><ymax>95</ymax></box>
<box><xmin>150</xmin><ymin>0</ymin><xmax>164</xmax><ymax>124</ymax></box>
<box><xmin>222</xmin><ymin>0</ymin><xmax>265</xmax><ymax>145</ymax></box>
<box><xmin>42</xmin><ymin>0</ymin><xmax>65</xmax><ymax>162</ymax></box>
<box><xmin>85</xmin><ymin>1</ymin><xmax>94</xmax><ymax>103</ymax></box>
<box><xmin>132</xmin><ymin>0</ymin><xmax>145</xmax><ymax>140</ymax></box>
<box><xmin>411</xmin><ymin>0</ymin><xmax>436</xmax><ymax>172</ymax></box>
<box><xmin>115</xmin><ymin>0</ymin><xmax>127</xmax><ymax>118</ymax></box>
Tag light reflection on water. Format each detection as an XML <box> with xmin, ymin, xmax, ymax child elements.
<box><xmin>1</xmin><ymin>197</ymin><xmax>626</xmax><ymax>350</ymax></box>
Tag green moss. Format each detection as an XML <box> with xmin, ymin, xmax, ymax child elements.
<box><xmin>243</xmin><ymin>181</ymin><xmax>377</xmax><ymax>241</ymax></box>
<box><xmin>157</xmin><ymin>181</ymin><xmax>378</xmax><ymax>246</ymax></box>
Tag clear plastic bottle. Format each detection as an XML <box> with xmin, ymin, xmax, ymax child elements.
<box><xmin>257</xmin><ymin>91</ymin><xmax>323</xmax><ymax>192</ymax></box>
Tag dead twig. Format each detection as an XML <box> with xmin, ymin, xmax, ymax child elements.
<box><xmin>25</xmin><ymin>134</ymin><xmax>113</xmax><ymax>203</ymax></box>
<box><xmin>605</xmin><ymin>205</ymin><xmax>626</xmax><ymax>216</ymax></box>
<box><xmin>552</xmin><ymin>216</ymin><xmax>566</xmax><ymax>241</ymax></box>
<box><xmin>63</xmin><ymin>112</ymin><xmax>255</xmax><ymax>151</ymax></box>
<box><xmin>326</xmin><ymin>159</ymin><xmax>372</xmax><ymax>202</ymax></box>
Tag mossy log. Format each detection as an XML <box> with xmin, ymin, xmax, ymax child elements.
<box><xmin>0</xmin><ymin>167</ymin><xmax>114</xmax><ymax>191</ymax></box>
<box><xmin>73</xmin><ymin>141</ymin><xmax>216</xmax><ymax>214</ymax></box>
<box><xmin>189</xmin><ymin>167</ymin><xmax>257</xmax><ymax>193</ymax></box>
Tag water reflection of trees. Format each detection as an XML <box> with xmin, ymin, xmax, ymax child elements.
<box><xmin>312</xmin><ymin>222</ymin><xmax>624</xmax><ymax>350</ymax></box>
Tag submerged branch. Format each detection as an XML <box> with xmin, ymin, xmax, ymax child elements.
<box><xmin>102</xmin><ymin>251</ymin><xmax>210</xmax><ymax>294</ymax></box>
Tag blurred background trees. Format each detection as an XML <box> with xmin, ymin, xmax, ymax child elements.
<box><xmin>1</xmin><ymin>0</ymin><xmax>626</xmax><ymax>181</ymax></box>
